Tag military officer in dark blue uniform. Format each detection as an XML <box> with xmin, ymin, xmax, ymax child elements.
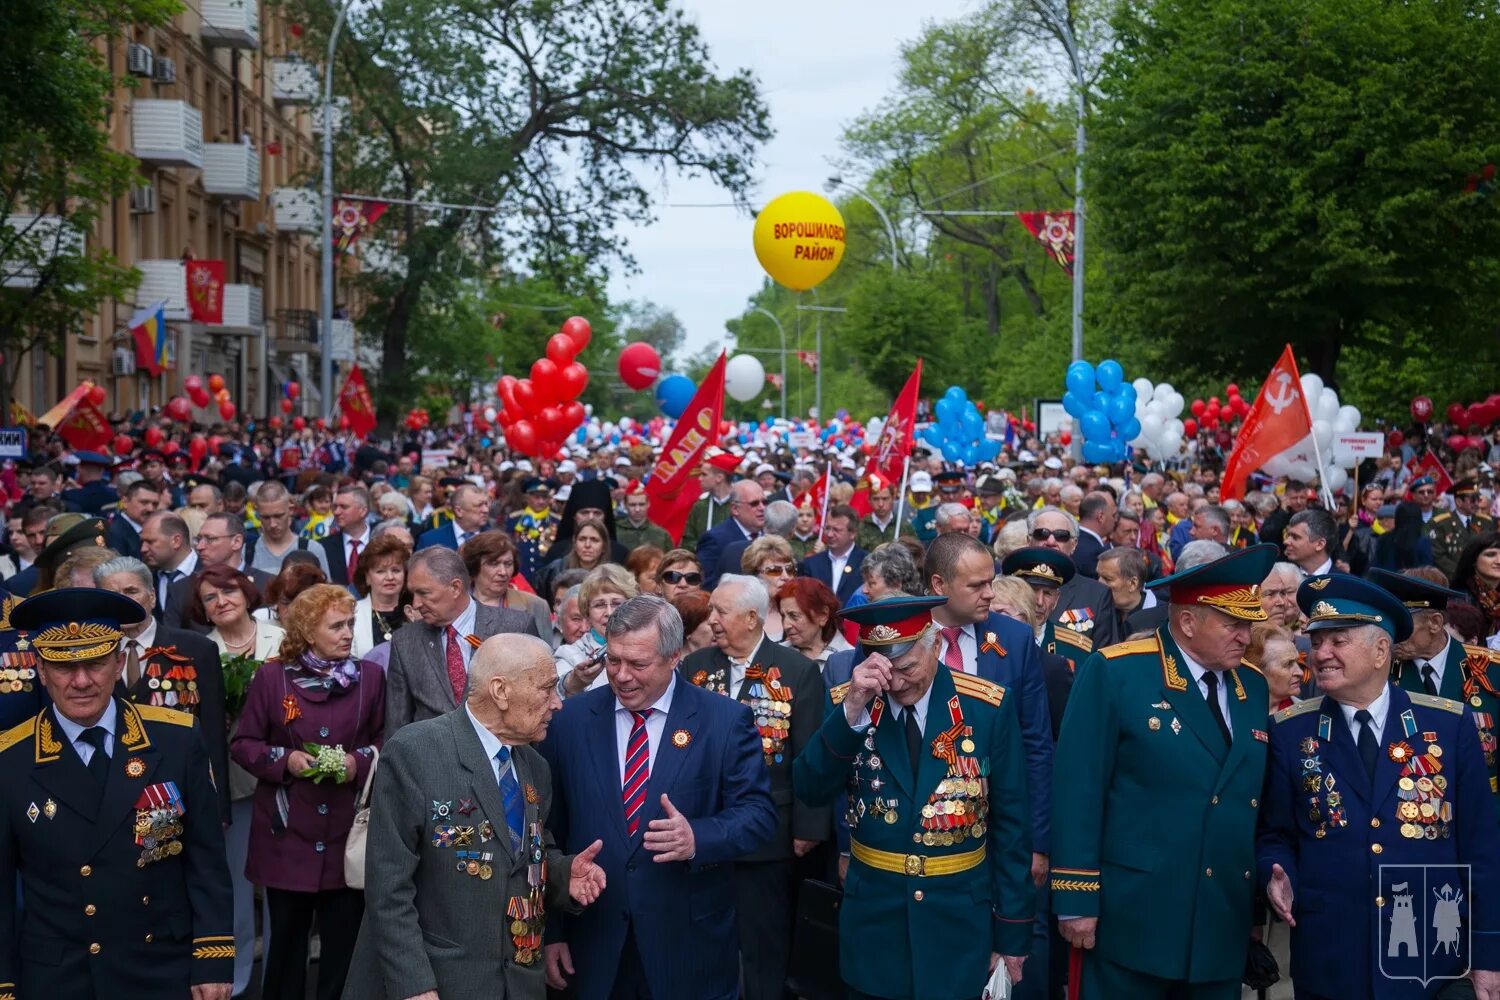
<box><xmin>0</xmin><ymin>589</ymin><xmax>233</xmax><ymax>999</ymax></box>
<box><xmin>60</xmin><ymin>453</ymin><xmax>119</xmax><ymax>517</ymax></box>
<box><xmin>794</xmin><ymin>596</ymin><xmax>1033</xmax><ymax>1000</ymax></box>
<box><xmin>1258</xmin><ymin>574</ymin><xmax>1500</xmax><ymax>999</ymax></box>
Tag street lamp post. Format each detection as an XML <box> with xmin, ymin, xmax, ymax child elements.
<box><xmin>751</xmin><ymin>307</ymin><xmax>786</xmax><ymax>421</ymax></box>
<box><xmin>1031</xmin><ymin>1</ymin><xmax>1086</xmax><ymax>362</ymax></box>
<box><xmin>825</xmin><ymin>176</ymin><xmax>899</xmax><ymax>272</ymax></box>
<box><xmin>319</xmin><ymin>0</ymin><xmax>352</xmax><ymax>420</ymax></box>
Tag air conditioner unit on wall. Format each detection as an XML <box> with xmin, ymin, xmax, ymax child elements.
<box><xmin>112</xmin><ymin>347</ymin><xmax>137</xmax><ymax>375</ymax></box>
<box><xmin>127</xmin><ymin>43</ymin><xmax>154</xmax><ymax>77</ymax></box>
<box><xmin>130</xmin><ymin>185</ymin><xmax>156</xmax><ymax>213</ymax></box>
<box><xmin>153</xmin><ymin>57</ymin><xmax>176</xmax><ymax>84</ymax></box>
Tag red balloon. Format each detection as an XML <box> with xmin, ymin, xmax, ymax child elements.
<box><xmin>561</xmin><ymin>400</ymin><xmax>586</xmax><ymax>431</ymax></box>
<box><xmin>1447</xmin><ymin>434</ymin><xmax>1469</xmax><ymax>452</ymax></box>
<box><xmin>144</xmin><ymin>426</ymin><xmax>164</xmax><ymax>447</ymax></box>
<box><xmin>112</xmin><ymin>433</ymin><xmax>134</xmax><ymax>455</ymax></box>
<box><xmin>506</xmin><ymin>420</ymin><xmax>538</xmax><ymax>454</ymax></box>
<box><xmin>162</xmin><ymin>440</ymin><xmax>180</xmax><ymax>456</ymax></box>
<box><xmin>1466</xmin><ymin>406</ymin><xmax>1484</xmax><ymax>430</ymax></box>
<box><xmin>1411</xmin><ymin>395</ymin><xmax>1433</xmax><ymax>423</ymax></box>
<box><xmin>208</xmin><ymin>374</ymin><xmax>225</xmax><ymax>394</ymax></box>
<box><xmin>545</xmin><ymin>333</ymin><xmax>578</xmax><ymax>367</ymax></box>
<box><xmin>190</xmin><ymin>389</ymin><xmax>211</xmax><ymax>409</ymax></box>
<box><xmin>497</xmin><ymin>374</ymin><xmax>519</xmax><ymax>410</ymax></box>
<box><xmin>166</xmin><ymin>396</ymin><xmax>192</xmax><ymax>422</ymax></box>
<box><xmin>287</xmin><ymin>381</ymin><xmax>301</xmax><ymax>400</ymax></box>
<box><xmin>1225</xmin><ymin>383</ymin><xmax>1239</xmax><ymax>396</ymax></box>
<box><xmin>618</xmin><ymin>342</ymin><xmax>661</xmax><ymax>391</ymax></box>
<box><xmin>560</xmin><ymin>316</ymin><xmax>592</xmax><ymax>352</ymax></box>
<box><xmin>280</xmin><ymin>398</ymin><xmax>293</xmax><ymax>414</ymax></box>
<box><xmin>338</xmin><ymin>415</ymin><xmax>351</xmax><ymax>431</ymax></box>
<box><xmin>1447</xmin><ymin>402</ymin><xmax>1467</xmax><ymax>425</ymax></box>
<box><xmin>219</xmin><ymin>400</ymin><xmax>236</xmax><ymax>421</ymax></box>
<box><xmin>530</xmin><ymin>358</ymin><xmax>560</xmax><ymax>401</ymax></box>
<box><xmin>268</xmin><ymin>416</ymin><xmax>283</xmax><ymax>429</ymax></box>
<box><xmin>514</xmin><ymin>378</ymin><xmax>542</xmax><ymax>416</ymax></box>
<box><xmin>1386</xmin><ymin>430</ymin><xmax>1404</xmax><ymax>448</ymax></box>
<box><xmin>1058</xmin><ymin>431</ymin><xmax>1072</xmax><ymax>446</ymax></box>
<box><xmin>292</xmin><ymin>416</ymin><xmax>307</xmax><ymax>431</ymax></box>
<box><xmin>1209</xmin><ymin>396</ymin><xmax>1220</xmax><ymax>408</ymax></box>
<box><xmin>473</xmin><ymin>417</ymin><xmax>490</xmax><ymax>433</ymax></box>
<box><xmin>183</xmin><ymin>375</ymin><xmax>204</xmax><ymax>394</ymax></box>
<box><xmin>88</xmin><ymin>384</ymin><xmax>107</xmax><ymax>407</ymax></box>
<box><xmin>1184</xmin><ymin>419</ymin><xmax>1199</xmax><ymax>437</ymax></box>
<box><xmin>314</xmin><ymin>417</ymin><xmax>327</xmax><ymax>431</ymax></box>
<box><xmin>536</xmin><ymin>405</ymin><xmax>566</xmax><ymax>441</ymax></box>
<box><xmin>1190</xmin><ymin>399</ymin><xmax>1206</xmax><ymax>417</ymax></box>
<box><xmin>188</xmin><ymin>436</ymin><xmax>208</xmax><ymax>460</ymax></box>
<box><xmin>557</xmin><ymin>362</ymin><xmax>588</xmax><ymax>401</ymax></box>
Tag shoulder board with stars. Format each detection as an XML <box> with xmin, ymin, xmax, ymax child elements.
<box><xmin>1432</xmin><ymin>512</ymin><xmax>1453</xmax><ymax>523</ymax></box>
<box><xmin>0</xmin><ymin>717</ymin><xmax>33</xmax><ymax>755</ymax></box>
<box><xmin>1102</xmin><ymin>636</ymin><xmax>1161</xmax><ymax>659</ymax></box>
<box><xmin>952</xmin><ymin>672</ymin><xmax>1005</xmax><ymax>708</ymax></box>
<box><xmin>1238</xmin><ymin>657</ymin><xmax>1264</xmax><ymax>676</ymax></box>
<box><xmin>1053</xmin><ymin>628</ymin><xmax>1093</xmax><ymax>653</ymax></box>
<box><xmin>1273</xmin><ymin>700</ymin><xmax>1322</xmax><ymax>725</ymax></box>
<box><xmin>136</xmin><ymin>704</ymin><xmax>196</xmax><ymax>728</ymax></box>
<box><xmin>1407</xmin><ymin>692</ymin><xmax>1464</xmax><ymax>715</ymax></box>
<box><xmin>829</xmin><ymin>682</ymin><xmax>850</xmax><ymax>705</ymax></box>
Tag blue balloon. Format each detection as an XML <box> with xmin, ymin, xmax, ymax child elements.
<box><xmin>1096</xmin><ymin>359</ymin><xmax>1124</xmax><ymax>393</ymax></box>
<box><xmin>655</xmin><ymin>374</ymin><xmax>695</xmax><ymax>419</ymax></box>
<box><xmin>1082</xmin><ymin>440</ymin><xmax>1112</xmax><ymax>463</ymax></box>
<box><xmin>1081</xmin><ymin>410</ymin><xmax>1110</xmax><ymax>441</ymax></box>
<box><xmin>962</xmin><ymin>442</ymin><xmax>980</xmax><ymax>466</ymax></box>
<box><xmin>945</xmin><ymin>385</ymin><xmax>968</xmax><ymax>403</ymax></box>
<box><xmin>941</xmin><ymin>440</ymin><xmax>963</xmax><ymax>462</ymax></box>
<box><xmin>962</xmin><ymin>407</ymin><xmax>984</xmax><ymax>437</ymax></box>
<box><xmin>1117</xmin><ymin>384</ymin><xmax>1137</xmax><ymax>407</ymax></box>
<box><xmin>978</xmin><ymin>439</ymin><xmax>1001</xmax><ymax>461</ymax></box>
<box><xmin>575</xmin><ymin>427</ymin><xmax>587</xmax><ymax>443</ymax></box>
<box><xmin>1065</xmin><ymin>361</ymin><xmax>1095</xmax><ymax>395</ymax></box>
<box><xmin>935</xmin><ymin>398</ymin><xmax>955</xmax><ymax>424</ymax></box>
<box><xmin>1119</xmin><ymin>417</ymin><xmax>1142</xmax><ymax>442</ymax></box>
<box><xmin>1062</xmin><ymin>391</ymin><xmax>1086</xmax><ymax>418</ymax></box>
<box><xmin>921</xmin><ymin>425</ymin><xmax>944</xmax><ymax>447</ymax></box>
<box><xmin>1106</xmin><ymin>393</ymin><xmax>1134</xmax><ymax>428</ymax></box>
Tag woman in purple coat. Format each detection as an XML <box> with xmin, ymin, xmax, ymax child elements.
<box><xmin>230</xmin><ymin>583</ymin><xmax>384</xmax><ymax>1000</ymax></box>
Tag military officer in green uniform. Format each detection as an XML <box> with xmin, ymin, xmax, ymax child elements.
<box><xmin>856</xmin><ymin>474</ymin><xmax>902</xmax><ymax>552</ymax></box>
<box><xmin>1051</xmin><ymin>544</ymin><xmax>1278</xmax><ymax>999</ymax></box>
<box><xmin>1001</xmin><ymin>548</ymin><xmax>1094</xmax><ymax>670</ymax></box>
<box><xmin>1428</xmin><ymin>479</ymin><xmax>1495</xmax><ymax>579</ymax></box>
<box><xmin>0</xmin><ymin>589</ymin><xmax>233</xmax><ymax>999</ymax></box>
<box><xmin>794</xmin><ymin>596</ymin><xmax>1033</xmax><ymax>1000</ymax></box>
<box><xmin>680</xmin><ymin>449</ymin><xmax>739</xmax><ymax>553</ymax></box>
<box><xmin>1375</xmin><ymin>567</ymin><xmax>1500</xmax><ymax>802</ymax></box>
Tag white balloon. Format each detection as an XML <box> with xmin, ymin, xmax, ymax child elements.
<box><xmin>1324</xmin><ymin>466</ymin><xmax>1349</xmax><ymax>493</ymax></box>
<box><xmin>1316</xmin><ymin>388</ymin><xmax>1339</xmax><ymax>422</ymax></box>
<box><xmin>483</xmin><ymin>406</ymin><xmax>497</xmax><ymax>422</ymax></box>
<box><xmin>1141</xmin><ymin>414</ymin><xmax>1164</xmax><ymax>438</ymax></box>
<box><xmin>1144</xmin><ymin>400</ymin><xmax>1165</xmax><ymax>419</ymax></box>
<box><xmin>1133</xmin><ymin>378</ymin><xmax>1155</xmax><ymax>399</ymax></box>
<box><xmin>1313</xmin><ymin>419</ymin><xmax>1334</xmax><ymax>449</ymax></box>
<box><xmin>1166</xmin><ymin>393</ymin><xmax>1186</xmax><ymax>419</ymax></box>
<box><xmin>1262</xmin><ymin>453</ymin><xmax>1291</xmax><ymax>478</ymax></box>
<box><xmin>1301</xmin><ymin>373</ymin><xmax>1324</xmax><ymax>400</ymax></box>
<box><xmin>1167</xmin><ymin>418</ymin><xmax>1185</xmax><ymax>438</ymax></box>
<box><xmin>724</xmin><ymin>354</ymin><xmax>767</xmax><ymax>402</ymax></box>
<box><xmin>1337</xmin><ymin>405</ymin><xmax>1361</xmax><ymax>432</ymax></box>
<box><xmin>1154</xmin><ymin>382</ymin><xmax>1174</xmax><ymax>402</ymax></box>
<box><xmin>1161</xmin><ymin>432</ymin><xmax>1184</xmax><ymax>455</ymax></box>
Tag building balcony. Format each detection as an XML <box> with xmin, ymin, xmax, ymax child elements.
<box><xmin>311</xmin><ymin>97</ymin><xmax>350</xmax><ymax>135</ymax></box>
<box><xmin>131</xmin><ymin>99</ymin><xmax>204</xmax><ymax>169</ymax></box>
<box><xmin>272</xmin><ymin>308</ymin><xmax>322</xmax><ymax>354</ymax></box>
<box><xmin>271</xmin><ymin>57</ymin><xmax>317</xmax><ymax>104</ymax></box>
<box><xmin>135</xmin><ymin>259</ymin><xmax>189</xmax><ymax>320</ymax></box>
<box><xmin>200</xmin><ymin>0</ymin><xmax>259</xmax><ymax>49</ymax></box>
<box><xmin>272</xmin><ymin>188</ymin><xmax>319</xmax><ymax>233</ymax></box>
<box><xmin>206</xmin><ymin>284</ymin><xmax>263</xmax><ymax>334</ymax></box>
<box><xmin>201</xmin><ymin>142</ymin><xmax>261</xmax><ymax>200</ymax></box>
<box><xmin>2</xmin><ymin>215</ymin><xmax>85</xmax><ymax>289</ymax></box>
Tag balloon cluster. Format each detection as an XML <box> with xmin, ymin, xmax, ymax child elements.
<box><xmin>919</xmin><ymin>387</ymin><xmax>1001</xmax><ymax>466</ymax></box>
<box><xmin>1063</xmin><ymin>360</ymin><xmax>1140</xmax><ymax>463</ymax></box>
<box><xmin>1261</xmin><ymin>374</ymin><xmax>1361</xmax><ymax>493</ymax></box>
<box><xmin>495</xmin><ymin>316</ymin><xmax>592</xmax><ymax>457</ymax></box>
<box><xmin>403</xmin><ymin>408</ymin><xmax>431</xmax><ymax>432</ymax></box>
<box><xmin>164</xmin><ymin>374</ymin><xmax>240</xmax><ymax>424</ymax></box>
<box><xmin>1127</xmin><ymin>378</ymin><xmax>1187</xmax><ymax>459</ymax></box>
<box><xmin>1444</xmin><ymin>396</ymin><xmax>1500</xmax><ymax>430</ymax></box>
<box><xmin>1187</xmin><ymin>384</ymin><xmax>1248</xmax><ymax>436</ymax></box>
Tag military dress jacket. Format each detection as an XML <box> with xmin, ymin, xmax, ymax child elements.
<box><xmin>1050</xmin><ymin>628</ymin><xmax>1269</xmax><ymax>984</ymax></box>
<box><xmin>1427</xmin><ymin>511</ymin><xmax>1495</xmax><ymax>580</ymax></box>
<box><xmin>0</xmin><ymin>699</ymin><xmax>233</xmax><ymax>999</ymax></box>
<box><xmin>1395</xmin><ymin>642</ymin><xmax>1500</xmax><ymax>803</ymax></box>
<box><xmin>1256</xmin><ymin>687</ymin><xmax>1500</xmax><ymax>999</ymax></box>
<box><xmin>793</xmin><ymin>665</ymin><xmax>1033</xmax><ymax>1000</ymax></box>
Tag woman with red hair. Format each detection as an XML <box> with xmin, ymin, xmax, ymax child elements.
<box><xmin>776</xmin><ymin>576</ymin><xmax>849</xmax><ymax>672</ymax></box>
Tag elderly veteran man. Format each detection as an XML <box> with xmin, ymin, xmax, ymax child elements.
<box><xmin>794</xmin><ymin>595</ymin><xmax>1033</xmax><ymax>1000</ymax></box>
<box><xmin>344</xmin><ymin>633</ymin><xmax>607</xmax><ymax>1000</ymax></box>
<box><xmin>1259</xmin><ymin>574</ymin><xmax>1500</xmax><ymax>1000</ymax></box>
<box><xmin>0</xmin><ymin>588</ymin><xmax>233</xmax><ymax>1000</ymax></box>
<box><xmin>1001</xmin><ymin>547</ymin><xmax>1094</xmax><ymax>670</ymax></box>
<box><xmin>1051</xmin><ymin>544</ymin><xmax>1278</xmax><ymax>999</ymax></box>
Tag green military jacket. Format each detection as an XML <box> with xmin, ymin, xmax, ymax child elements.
<box><xmin>680</xmin><ymin>492</ymin><xmax>731</xmax><ymax>553</ymax></box>
<box><xmin>788</xmin><ymin>534</ymin><xmax>821</xmax><ymax>561</ymax></box>
<box><xmin>856</xmin><ymin>515</ymin><xmax>900</xmax><ymax>553</ymax></box>
<box><xmin>1041</xmin><ymin>619</ymin><xmax>1093</xmax><ymax>671</ymax></box>
<box><xmin>793</xmin><ymin>665</ymin><xmax>1033</xmax><ymax>1000</ymax></box>
<box><xmin>1394</xmin><ymin>640</ymin><xmax>1500</xmax><ymax>800</ymax></box>
<box><xmin>615</xmin><ymin>519</ymin><xmax>673</xmax><ymax>553</ymax></box>
<box><xmin>1427</xmin><ymin>511</ymin><xmax>1496</xmax><ymax>579</ymax></box>
<box><xmin>1050</xmin><ymin>628</ymin><xmax>1269</xmax><ymax>984</ymax></box>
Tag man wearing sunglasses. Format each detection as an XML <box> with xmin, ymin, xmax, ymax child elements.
<box><xmin>697</xmin><ymin>480</ymin><xmax>767</xmax><ymax>590</ymax></box>
<box><xmin>1024</xmin><ymin>507</ymin><xmax>1121</xmax><ymax>650</ymax></box>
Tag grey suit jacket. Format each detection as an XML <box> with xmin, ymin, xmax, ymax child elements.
<box><xmin>384</xmin><ymin>601</ymin><xmax>541</xmax><ymax>739</ymax></box>
<box><xmin>343</xmin><ymin>709</ymin><xmax>575</xmax><ymax>1000</ymax></box>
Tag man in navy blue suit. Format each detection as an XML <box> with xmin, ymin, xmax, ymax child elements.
<box><xmin>414</xmin><ymin>482</ymin><xmax>491</xmax><ymax>553</ymax></box>
<box><xmin>924</xmin><ymin>531</ymin><xmax>1055</xmax><ymax>998</ymax></box>
<box><xmin>539</xmin><ymin>595</ymin><xmax>776</xmax><ymax>1000</ymax></box>
<box><xmin>695</xmin><ymin>479</ymin><xmax>766</xmax><ymax>589</ymax></box>
<box><xmin>797</xmin><ymin>504</ymin><xmax>866</xmax><ymax>604</ymax></box>
<box><xmin>105</xmin><ymin>478</ymin><xmax>160</xmax><ymax>561</ymax></box>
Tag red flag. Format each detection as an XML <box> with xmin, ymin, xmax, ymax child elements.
<box><xmin>185</xmin><ymin>260</ymin><xmax>226</xmax><ymax>324</ymax></box>
<box><xmin>1016</xmin><ymin>211</ymin><xmax>1076</xmax><ymax>276</ymax></box>
<box><xmin>1221</xmin><ymin>344</ymin><xmax>1313</xmax><ymax>501</ymax></box>
<box><xmin>646</xmin><ymin>353</ymin><xmax>728</xmax><ymax>543</ymax></box>
<box><xmin>338</xmin><ymin>364</ymin><xmax>377</xmax><ymax>438</ymax></box>
<box><xmin>1404</xmin><ymin>451</ymin><xmax>1453</xmax><ymax>496</ymax></box>
<box><xmin>57</xmin><ymin>398</ymin><xmax>113</xmax><ymax>451</ymax></box>
<box><xmin>870</xmin><ymin>360</ymin><xmax>922</xmax><ymax>485</ymax></box>
<box><xmin>333</xmin><ymin>199</ymin><xmax>388</xmax><ymax>254</ymax></box>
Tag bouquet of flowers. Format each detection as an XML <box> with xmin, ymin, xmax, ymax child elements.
<box><xmin>222</xmin><ymin>654</ymin><xmax>262</xmax><ymax>717</ymax></box>
<box><xmin>299</xmin><ymin>743</ymin><xmax>348</xmax><ymax>784</ymax></box>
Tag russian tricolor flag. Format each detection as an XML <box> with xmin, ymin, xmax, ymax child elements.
<box><xmin>129</xmin><ymin>301</ymin><xmax>168</xmax><ymax>376</ymax></box>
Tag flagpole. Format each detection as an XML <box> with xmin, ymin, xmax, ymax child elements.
<box><xmin>819</xmin><ymin>462</ymin><xmax>832</xmax><ymax>535</ymax></box>
<box><xmin>1305</xmin><ymin>397</ymin><xmax>1334</xmax><ymax>509</ymax></box>
<box><xmin>893</xmin><ymin>458</ymin><xmax>910</xmax><ymax>540</ymax></box>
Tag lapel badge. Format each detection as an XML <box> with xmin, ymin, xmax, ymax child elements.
<box><xmin>691</xmin><ymin>670</ymin><xmax>708</xmax><ymax>687</ymax></box>
<box><xmin>671</xmin><ymin>729</ymin><xmax>692</xmax><ymax>749</ymax></box>
<box><xmin>1252</xmin><ymin>729</ymin><xmax>1269</xmax><ymax>743</ymax></box>
<box><xmin>25</xmin><ymin>802</ymin><xmax>38</xmax><ymax>824</ymax></box>
<box><xmin>1388</xmin><ymin>741</ymin><xmax>1415</xmax><ymax>764</ymax></box>
<box><xmin>524</xmin><ymin>783</ymin><xmax>540</xmax><ymax>804</ymax></box>
<box><xmin>1299</xmin><ymin>737</ymin><xmax>1319</xmax><ymax>755</ymax></box>
<box><xmin>454</xmin><ymin>825</ymin><xmax>474</xmax><ymax>847</ymax></box>
<box><xmin>431</xmin><ymin>800</ymin><xmax>453</xmax><ymax>821</ymax></box>
<box><xmin>43</xmin><ymin>799</ymin><xmax>56</xmax><ymax>820</ymax></box>
<box><xmin>125</xmin><ymin>757</ymin><xmax>146</xmax><ymax>779</ymax></box>
<box><xmin>456</xmin><ymin>797</ymin><xmax>476</xmax><ymax>816</ymax></box>
<box><xmin>1423</xmin><ymin>730</ymin><xmax>1440</xmax><ymax>742</ymax></box>
<box><xmin>1171</xmin><ymin>718</ymin><xmax>1182</xmax><ymax>735</ymax></box>
<box><xmin>960</xmin><ymin>737</ymin><xmax>976</xmax><ymax>754</ymax></box>
<box><xmin>479</xmin><ymin>820</ymin><xmax>494</xmax><ymax>843</ymax></box>
<box><xmin>979</xmin><ymin>632</ymin><xmax>1006</xmax><ymax>656</ymax></box>
<box><xmin>1148</xmin><ymin>717</ymin><xmax>1161</xmax><ymax>731</ymax></box>
<box><xmin>1151</xmin><ymin>700</ymin><xmax>1172</xmax><ymax>710</ymax></box>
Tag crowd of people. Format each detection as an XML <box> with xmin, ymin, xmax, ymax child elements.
<box><xmin>0</xmin><ymin>414</ymin><xmax>1499</xmax><ymax>999</ymax></box>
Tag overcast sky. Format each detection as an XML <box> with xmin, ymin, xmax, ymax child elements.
<box><xmin>605</xmin><ymin>0</ymin><xmax>976</xmax><ymax>363</ymax></box>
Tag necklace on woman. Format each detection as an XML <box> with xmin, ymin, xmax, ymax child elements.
<box><xmin>222</xmin><ymin>625</ymin><xmax>256</xmax><ymax>654</ymax></box>
<box><xmin>371</xmin><ymin>607</ymin><xmax>397</xmax><ymax>642</ymax></box>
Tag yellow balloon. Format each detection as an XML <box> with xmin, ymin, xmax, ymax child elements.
<box><xmin>753</xmin><ymin>191</ymin><xmax>846</xmax><ymax>291</ymax></box>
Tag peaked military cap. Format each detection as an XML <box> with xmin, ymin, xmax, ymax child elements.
<box><xmin>1000</xmin><ymin>547</ymin><xmax>1074</xmax><ymax>589</ymax></box>
<box><xmin>8</xmin><ymin>588</ymin><xmax>147</xmax><ymax>663</ymax></box>
<box><xmin>1145</xmin><ymin>542</ymin><xmax>1277</xmax><ymax>622</ymax></box>
<box><xmin>840</xmin><ymin>595</ymin><xmax>947</xmax><ymax>657</ymax></box>
<box><xmin>1368</xmin><ymin>568</ymin><xmax>1467</xmax><ymax>614</ymax></box>
<box><xmin>1298</xmin><ymin>572</ymin><xmax>1413</xmax><ymax>642</ymax></box>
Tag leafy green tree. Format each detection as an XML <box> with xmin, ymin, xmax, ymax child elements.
<box><xmin>1090</xmin><ymin>0</ymin><xmax>1500</xmax><ymax>404</ymax></box>
<box><xmin>0</xmin><ymin>0</ymin><xmax>178</xmax><ymax>415</ymax></box>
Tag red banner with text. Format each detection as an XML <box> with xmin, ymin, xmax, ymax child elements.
<box><xmin>646</xmin><ymin>353</ymin><xmax>727</xmax><ymax>543</ymax></box>
<box><xmin>186</xmin><ymin>260</ymin><xmax>226</xmax><ymax>324</ymax></box>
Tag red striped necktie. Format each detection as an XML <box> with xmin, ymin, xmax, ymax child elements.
<box><xmin>622</xmin><ymin>708</ymin><xmax>655</xmax><ymax>836</ymax></box>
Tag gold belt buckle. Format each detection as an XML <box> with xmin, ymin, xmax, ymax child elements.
<box><xmin>903</xmin><ymin>854</ymin><xmax>926</xmax><ymax>876</ymax></box>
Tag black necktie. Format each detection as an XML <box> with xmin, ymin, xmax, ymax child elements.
<box><xmin>1421</xmin><ymin>663</ymin><xmax>1438</xmax><ymax>696</ymax></box>
<box><xmin>1202</xmin><ymin>672</ymin><xmax>1231</xmax><ymax>746</ymax></box>
<box><xmin>1355</xmin><ymin>709</ymin><xmax>1378</xmax><ymax>781</ymax></box>
<box><xmin>902</xmin><ymin>707</ymin><xmax>922</xmax><ymax>771</ymax></box>
<box><xmin>79</xmin><ymin>726</ymin><xmax>110</xmax><ymax>786</ymax></box>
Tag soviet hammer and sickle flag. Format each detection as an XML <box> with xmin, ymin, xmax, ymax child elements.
<box><xmin>337</xmin><ymin>364</ymin><xmax>377</xmax><ymax>438</ymax></box>
<box><xmin>1221</xmin><ymin>344</ymin><xmax>1313</xmax><ymax>501</ymax></box>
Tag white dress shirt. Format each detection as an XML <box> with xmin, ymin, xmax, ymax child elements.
<box><xmin>614</xmin><ymin>674</ymin><xmax>677</xmax><ymax>784</ymax></box>
<box><xmin>1411</xmin><ymin>637</ymin><xmax>1453</xmax><ymax>695</ymax></box>
<box><xmin>446</xmin><ymin>597</ymin><xmax>480</xmax><ymax>671</ymax></box>
<box><xmin>1339</xmin><ymin>685</ymin><xmax>1391</xmax><ymax>744</ymax></box>
<box><xmin>848</xmin><ymin>675</ymin><xmax>935</xmax><ymax>732</ymax></box>
<box><xmin>1181</xmin><ymin>645</ymin><xmax>1233</xmax><ymax>736</ymax></box>
<box><xmin>55</xmin><ymin>699</ymin><xmax>119</xmax><ymax>765</ymax></box>
<box><xmin>158</xmin><ymin>550</ymin><xmax>197</xmax><ymax>609</ymax></box>
<box><xmin>121</xmin><ymin>618</ymin><xmax>160</xmax><ymax>684</ymax></box>
<box><xmin>465</xmin><ymin>705</ymin><xmax>512</xmax><ymax>784</ymax></box>
<box><xmin>726</xmin><ymin>634</ymin><xmax>769</xmax><ymax>696</ymax></box>
<box><xmin>828</xmin><ymin>545</ymin><xmax>856</xmax><ymax>588</ymax></box>
<box><xmin>934</xmin><ymin>620</ymin><xmax>977</xmax><ymax>674</ymax></box>
<box><xmin>344</xmin><ymin>525</ymin><xmax>370</xmax><ymax>570</ymax></box>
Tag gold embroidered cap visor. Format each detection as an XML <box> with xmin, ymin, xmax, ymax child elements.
<box><xmin>1145</xmin><ymin>543</ymin><xmax>1278</xmax><ymax>622</ymax></box>
<box><xmin>839</xmin><ymin>595</ymin><xmax>947</xmax><ymax>655</ymax></box>
<box><xmin>7</xmin><ymin>588</ymin><xmax>147</xmax><ymax>663</ymax></box>
<box><xmin>1297</xmin><ymin>572</ymin><xmax>1412</xmax><ymax>642</ymax></box>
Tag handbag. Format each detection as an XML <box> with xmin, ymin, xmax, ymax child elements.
<box><xmin>343</xmin><ymin>746</ymin><xmax>379</xmax><ymax>890</ymax></box>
